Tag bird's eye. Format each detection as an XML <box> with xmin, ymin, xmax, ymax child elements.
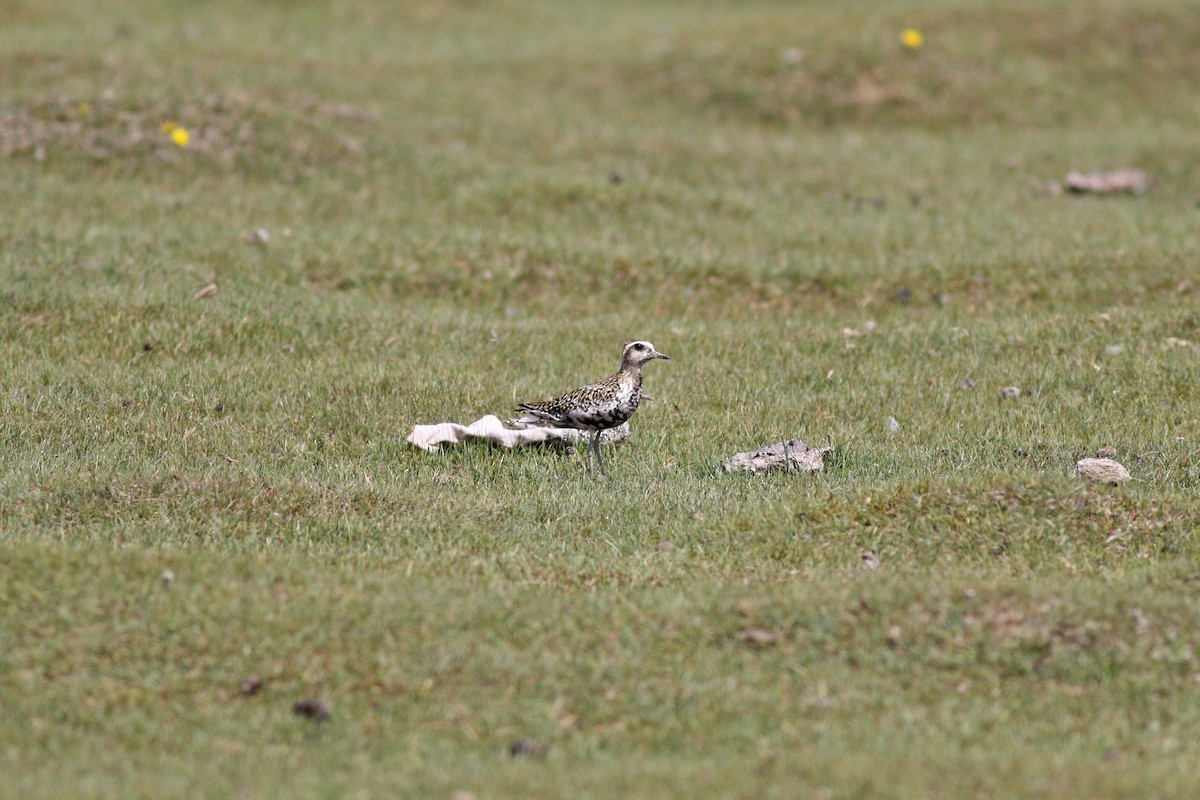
<box><xmin>634</xmin><ymin>343</ymin><xmax>646</xmax><ymax>350</ymax></box>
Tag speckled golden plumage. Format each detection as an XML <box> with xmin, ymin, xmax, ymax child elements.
<box><xmin>516</xmin><ymin>340</ymin><xmax>670</xmax><ymax>475</ymax></box>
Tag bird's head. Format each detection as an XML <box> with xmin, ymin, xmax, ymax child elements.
<box><xmin>621</xmin><ymin>340</ymin><xmax>670</xmax><ymax>369</ymax></box>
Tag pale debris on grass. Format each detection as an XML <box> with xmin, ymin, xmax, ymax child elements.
<box><xmin>240</xmin><ymin>227</ymin><xmax>271</xmax><ymax>246</ymax></box>
<box><xmin>737</xmin><ymin>627</ymin><xmax>782</xmax><ymax>647</ymax></box>
<box><xmin>1063</xmin><ymin>169</ymin><xmax>1152</xmax><ymax>195</ymax></box>
<box><xmin>407</xmin><ymin>414</ymin><xmax>628</xmax><ymax>452</ymax></box>
<box><xmin>722</xmin><ymin>439</ymin><xmax>832</xmax><ymax>475</ymax></box>
<box><xmin>1075</xmin><ymin>457</ymin><xmax>1132</xmax><ymax>485</ymax></box>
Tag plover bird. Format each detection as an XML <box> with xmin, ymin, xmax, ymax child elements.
<box><xmin>516</xmin><ymin>340</ymin><xmax>670</xmax><ymax>476</ymax></box>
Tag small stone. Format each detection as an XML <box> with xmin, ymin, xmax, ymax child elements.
<box><xmin>780</xmin><ymin>47</ymin><xmax>804</xmax><ymax>65</ymax></box>
<box><xmin>508</xmin><ymin>738</ymin><xmax>548</xmax><ymax>758</ymax></box>
<box><xmin>240</xmin><ymin>676</ymin><xmax>264</xmax><ymax>696</ymax></box>
<box><xmin>240</xmin><ymin>227</ymin><xmax>271</xmax><ymax>246</ymax></box>
<box><xmin>160</xmin><ymin>569</ymin><xmax>175</xmax><ymax>589</ymax></box>
<box><xmin>292</xmin><ymin>699</ymin><xmax>331</xmax><ymax>722</ymax></box>
<box><xmin>1000</xmin><ymin>386</ymin><xmax>1021</xmax><ymax>400</ymax></box>
<box><xmin>1104</xmin><ymin>344</ymin><xmax>1124</xmax><ymax>355</ymax></box>
<box><xmin>722</xmin><ymin>439</ymin><xmax>832</xmax><ymax>475</ymax></box>
<box><xmin>957</xmin><ymin>379</ymin><xmax>975</xmax><ymax>390</ymax></box>
<box><xmin>1075</xmin><ymin>458</ymin><xmax>1132</xmax><ymax>485</ymax></box>
<box><xmin>885</xmin><ymin>416</ymin><xmax>901</xmax><ymax>433</ymax></box>
<box><xmin>1097</xmin><ymin>446</ymin><xmax>1117</xmax><ymax>458</ymax></box>
<box><xmin>860</xmin><ymin>552</ymin><xmax>880</xmax><ymax>570</ymax></box>
<box><xmin>737</xmin><ymin>627</ymin><xmax>782</xmax><ymax>647</ymax></box>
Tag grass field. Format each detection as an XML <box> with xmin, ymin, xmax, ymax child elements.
<box><xmin>4</xmin><ymin>0</ymin><xmax>1200</xmax><ymax>797</ymax></box>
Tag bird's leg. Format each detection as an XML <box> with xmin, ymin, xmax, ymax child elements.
<box><xmin>583</xmin><ymin>431</ymin><xmax>593</xmax><ymax>473</ymax></box>
<box><xmin>593</xmin><ymin>430</ymin><xmax>607</xmax><ymax>477</ymax></box>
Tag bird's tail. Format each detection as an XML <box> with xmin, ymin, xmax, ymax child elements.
<box><xmin>515</xmin><ymin>403</ymin><xmax>566</xmax><ymax>427</ymax></box>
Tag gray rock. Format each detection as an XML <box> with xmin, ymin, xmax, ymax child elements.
<box><xmin>723</xmin><ymin>439</ymin><xmax>832</xmax><ymax>475</ymax></box>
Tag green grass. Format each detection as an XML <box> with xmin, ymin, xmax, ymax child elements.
<box><xmin>4</xmin><ymin>0</ymin><xmax>1200</xmax><ymax>797</ymax></box>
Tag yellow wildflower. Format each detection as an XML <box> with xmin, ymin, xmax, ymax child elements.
<box><xmin>170</xmin><ymin>127</ymin><xmax>191</xmax><ymax>147</ymax></box>
<box><xmin>161</xmin><ymin>121</ymin><xmax>179</xmax><ymax>133</ymax></box>
<box><xmin>900</xmin><ymin>28</ymin><xmax>924</xmax><ymax>50</ymax></box>
<box><xmin>78</xmin><ymin>102</ymin><xmax>91</xmax><ymax>116</ymax></box>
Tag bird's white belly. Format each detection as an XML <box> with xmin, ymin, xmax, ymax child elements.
<box><xmin>568</xmin><ymin>388</ymin><xmax>639</xmax><ymax>430</ymax></box>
